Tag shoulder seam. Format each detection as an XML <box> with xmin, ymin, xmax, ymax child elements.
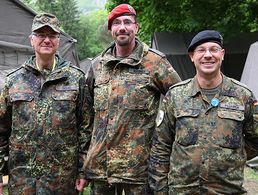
<box><xmin>148</xmin><ymin>48</ymin><xmax>166</xmax><ymax>57</ymax></box>
<box><xmin>69</xmin><ymin>64</ymin><xmax>85</xmax><ymax>75</ymax></box>
<box><xmin>169</xmin><ymin>78</ymin><xmax>192</xmax><ymax>89</ymax></box>
<box><xmin>91</xmin><ymin>55</ymin><xmax>101</xmax><ymax>65</ymax></box>
<box><xmin>230</xmin><ymin>78</ymin><xmax>251</xmax><ymax>92</ymax></box>
<box><xmin>6</xmin><ymin>66</ymin><xmax>23</xmax><ymax>77</ymax></box>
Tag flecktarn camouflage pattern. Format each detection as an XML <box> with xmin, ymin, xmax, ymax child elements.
<box><xmin>0</xmin><ymin>55</ymin><xmax>93</xmax><ymax>194</ymax></box>
<box><xmin>32</xmin><ymin>13</ymin><xmax>60</xmax><ymax>33</ymax></box>
<box><xmin>84</xmin><ymin>39</ymin><xmax>181</xmax><ymax>187</ymax></box>
<box><xmin>149</xmin><ymin>75</ymin><xmax>258</xmax><ymax>194</ymax></box>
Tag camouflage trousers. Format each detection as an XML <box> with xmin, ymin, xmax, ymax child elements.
<box><xmin>90</xmin><ymin>180</ymin><xmax>154</xmax><ymax>195</ymax></box>
<box><xmin>8</xmin><ymin>176</ymin><xmax>78</xmax><ymax>195</ymax></box>
<box><xmin>167</xmin><ymin>186</ymin><xmax>247</xmax><ymax>195</ymax></box>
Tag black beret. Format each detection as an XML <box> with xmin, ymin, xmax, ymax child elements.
<box><xmin>188</xmin><ymin>30</ymin><xmax>223</xmax><ymax>52</ymax></box>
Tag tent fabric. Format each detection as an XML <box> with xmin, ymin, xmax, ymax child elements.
<box><xmin>0</xmin><ymin>40</ymin><xmax>34</xmax><ymax>50</ymax></box>
<box><xmin>240</xmin><ymin>41</ymin><xmax>258</xmax><ymax>98</ymax></box>
<box><xmin>166</xmin><ymin>54</ymin><xmax>196</xmax><ymax>79</ymax></box>
<box><xmin>246</xmin><ymin>156</ymin><xmax>258</xmax><ymax>170</ymax></box>
<box><xmin>152</xmin><ymin>32</ymin><xmax>195</xmax><ymax>55</ymax></box>
<box><xmin>0</xmin><ymin>0</ymin><xmax>79</xmax><ymax>88</ymax></box>
<box><xmin>152</xmin><ymin>32</ymin><xmax>258</xmax><ymax>168</ymax></box>
<box><xmin>79</xmin><ymin>58</ymin><xmax>92</xmax><ymax>74</ymax></box>
<box><xmin>151</xmin><ymin>32</ymin><xmax>258</xmax><ymax>81</ymax></box>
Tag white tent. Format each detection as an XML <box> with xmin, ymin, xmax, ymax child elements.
<box><xmin>240</xmin><ymin>41</ymin><xmax>258</xmax><ymax>98</ymax></box>
<box><xmin>241</xmin><ymin>42</ymin><xmax>258</xmax><ymax>169</ymax></box>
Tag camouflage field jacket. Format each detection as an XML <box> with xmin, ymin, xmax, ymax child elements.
<box><xmin>149</xmin><ymin>75</ymin><xmax>258</xmax><ymax>194</ymax></box>
<box><xmin>0</xmin><ymin>55</ymin><xmax>92</xmax><ymax>193</ymax></box>
<box><xmin>84</xmin><ymin>39</ymin><xmax>181</xmax><ymax>184</ymax></box>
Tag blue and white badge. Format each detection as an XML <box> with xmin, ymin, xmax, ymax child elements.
<box><xmin>211</xmin><ymin>97</ymin><xmax>220</xmax><ymax>107</ymax></box>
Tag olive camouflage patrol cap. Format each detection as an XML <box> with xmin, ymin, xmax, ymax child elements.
<box><xmin>32</xmin><ymin>13</ymin><xmax>60</xmax><ymax>33</ymax></box>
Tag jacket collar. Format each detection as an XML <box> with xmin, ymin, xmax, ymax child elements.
<box><xmin>100</xmin><ymin>38</ymin><xmax>149</xmax><ymax>67</ymax></box>
<box><xmin>189</xmin><ymin>74</ymin><xmax>237</xmax><ymax>98</ymax></box>
<box><xmin>22</xmin><ymin>55</ymin><xmax>70</xmax><ymax>82</ymax></box>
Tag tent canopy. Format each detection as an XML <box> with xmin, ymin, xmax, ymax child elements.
<box><xmin>241</xmin><ymin>41</ymin><xmax>258</xmax><ymax>98</ymax></box>
<box><xmin>151</xmin><ymin>32</ymin><xmax>258</xmax><ymax>81</ymax></box>
<box><xmin>0</xmin><ymin>0</ymin><xmax>79</xmax><ymax>87</ymax></box>
<box><xmin>79</xmin><ymin>58</ymin><xmax>92</xmax><ymax>74</ymax></box>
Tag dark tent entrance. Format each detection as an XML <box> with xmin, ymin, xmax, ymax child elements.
<box><xmin>166</xmin><ymin>53</ymin><xmax>196</xmax><ymax>80</ymax></box>
<box><xmin>151</xmin><ymin>32</ymin><xmax>258</xmax><ymax>81</ymax></box>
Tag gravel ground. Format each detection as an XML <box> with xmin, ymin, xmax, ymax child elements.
<box><xmin>244</xmin><ymin>179</ymin><xmax>258</xmax><ymax>195</ymax></box>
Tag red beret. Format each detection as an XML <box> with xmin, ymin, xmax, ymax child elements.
<box><xmin>108</xmin><ymin>4</ymin><xmax>136</xmax><ymax>30</ymax></box>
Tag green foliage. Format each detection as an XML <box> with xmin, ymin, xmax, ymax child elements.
<box><xmin>20</xmin><ymin>0</ymin><xmax>38</xmax><ymax>12</ymax></box>
<box><xmin>33</xmin><ymin>0</ymin><xmax>80</xmax><ymax>38</ymax></box>
<box><xmin>245</xmin><ymin>166</ymin><xmax>258</xmax><ymax>180</ymax></box>
<box><xmin>77</xmin><ymin>0</ymin><xmax>105</xmax><ymax>13</ymax></box>
<box><xmin>20</xmin><ymin>0</ymin><xmax>258</xmax><ymax>59</ymax></box>
<box><xmin>21</xmin><ymin>0</ymin><xmax>110</xmax><ymax>60</ymax></box>
<box><xmin>106</xmin><ymin>0</ymin><xmax>258</xmax><ymax>43</ymax></box>
<box><xmin>78</xmin><ymin>10</ymin><xmax>112</xmax><ymax>58</ymax></box>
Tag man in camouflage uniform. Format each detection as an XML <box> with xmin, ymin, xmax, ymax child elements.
<box><xmin>83</xmin><ymin>4</ymin><xmax>181</xmax><ymax>195</ymax></box>
<box><xmin>0</xmin><ymin>13</ymin><xmax>93</xmax><ymax>194</ymax></box>
<box><xmin>148</xmin><ymin>30</ymin><xmax>258</xmax><ymax>194</ymax></box>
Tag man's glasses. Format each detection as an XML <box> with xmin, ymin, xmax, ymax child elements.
<box><xmin>32</xmin><ymin>33</ymin><xmax>60</xmax><ymax>40</ymax></box>
<box><xmin>194</xmin><ymin>46</ymin><xmax>222</xmax><ymax>55</ymax></box>
<box><xmin>112</xmin><ymin>19</ymin><xmax>136</xmax><ymax>27</ymax></box>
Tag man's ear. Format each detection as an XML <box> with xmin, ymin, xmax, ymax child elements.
<box><xmin>221</xmin><ymin>49</ymin><xmax>225</xmax><ymax>60</ymax></box>
<box><xmin>189</xmin><ymin>52</ymin><xmax>194</xmax><ymax>62</ymax></box>
<box><xmin>135</xmin><ymin>23</ymin><xmax>139</xmax><ymax>34</ymax></box>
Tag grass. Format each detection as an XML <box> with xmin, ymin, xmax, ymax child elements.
<box><xmin>83</xmin><ymin>186</ymin><xmax>91</xmax><ymax>195</ymax></box>
<box><xmin>244</xmin><ymin>166</ymin><xmax>258</xmax><ymax>194</ymax></box>
<box><xmin>245</xmin><ymin>165</ymin><xmax>258</xmax><ymax>180</ymax></box>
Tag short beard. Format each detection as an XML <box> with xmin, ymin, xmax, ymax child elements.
<box><xmin>116</xmin><ymin>39</ymin><xmax>129</xmax><ymax>46</ymax></box>
<box><xmin>115</xmin><ymin>33</ymin><xmax>130</xmax><ymax>46</ymax></box>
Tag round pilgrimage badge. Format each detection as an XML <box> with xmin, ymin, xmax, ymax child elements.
<box><xmin>156</xmin><ymin>110</ymin><xmax>164</xmax><ymax>127</ymax></box>
<box><xmin>211</xmin><ymin>97</ymin><xmax>220</xmax><ymax>107</ymax></box>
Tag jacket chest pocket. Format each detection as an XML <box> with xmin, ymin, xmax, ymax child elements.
<box><xmin>175</xmin><ymin>109</ymin><xmax>200</xmax><ymax>146</ymax></box>
<box><xmin>51</xmin><ymin>85</ymin><xmax>78</xmax><ymax>131</ymax></box>
<box><xmin>10</xmin><ymin>92</ymin><xmax>34</xmax><ymax>102</ymax></box>
<box><xmin>9</xmin><ymin>92</ymin><xmax>34</xmax><ymax>140</ymax></box>
<box><xmin>123</xmin><ymin>74</ymin><xmax>151</xmax><ymax>110</ymax></box>
<box><xmin>52</xmin><ymin>85</ymin><xmax>78</xmax><ymax>114</ymax></box>
<box><xmin>217</xmin><ymin>109</ymin><xmax>244</xmax><ymax>148</ymax></box>
<box><xmin>94</xmin><ymin>75</ymin><xmax>110</xmax><ymax>111</ymax></box>
<box><xmin>52</xmin><ymin>85</ymin><xmax>78</xmax><ymax>101</ymax></box>
<box><xmin>9</xmin><ymin>92</ymin><xmax>34</xmax><ymax>112</ymax></box>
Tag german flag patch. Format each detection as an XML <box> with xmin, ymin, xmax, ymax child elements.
<box><xmin>254</xmin><ymin>100</ymin><xmax>258</xmax><ymax>113</ymax></box>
